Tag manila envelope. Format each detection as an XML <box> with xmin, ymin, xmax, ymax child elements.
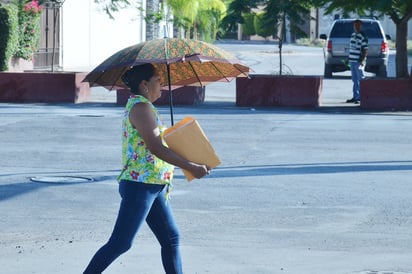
<box><xmin>163</xmin><ymin>116</ymin><xmax>221</xmax><ymax>181</ymax></box>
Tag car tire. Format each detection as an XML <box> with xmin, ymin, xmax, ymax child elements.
<box><xmin>376</xmin><ymin>65</ymin><xmax>387</xmax><ymax>78</ymax></box>
<box><xmin>324</xmin><ymin>64</ymin><xmax>333</xmax><ymax>78</ymax></box>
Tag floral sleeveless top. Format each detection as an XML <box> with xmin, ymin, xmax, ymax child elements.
<box><xmin>117</xmin><ymin>95</ymin><xmax>174</xmax><ymax>186</ymax></box>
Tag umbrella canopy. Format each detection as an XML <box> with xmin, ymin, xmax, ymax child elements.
<box><xmin>83</xmin><ymin>38</ymin><xmax>250</xmax><ymax>124</ymax></box>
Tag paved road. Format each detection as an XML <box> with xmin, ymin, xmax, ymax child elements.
<box><xmin>1</xmin><ymin>43</ymin><xmax>412</xmax><ymax>274</ymax></box>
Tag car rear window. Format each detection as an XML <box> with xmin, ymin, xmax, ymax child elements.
<box><xmin>330</xmin><ymin>21</ymin><xmax>383</xmax><ymax>39</ymax></box>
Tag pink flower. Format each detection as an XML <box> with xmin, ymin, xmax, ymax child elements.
<box><xmin>24</xmin><ymin>0</ymin><xmax>43</xmax><ymax>14</ymax></box>
<box><xmin>163</xmin><ymin>171</ymin><xmax>172</xmax><ymax>180</ymax></box>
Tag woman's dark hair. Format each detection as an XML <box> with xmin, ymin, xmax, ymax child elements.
<box><xmin>122</xmin><ymin>63</ymin><xmax>156</xmax><ymax>95</ymax></box>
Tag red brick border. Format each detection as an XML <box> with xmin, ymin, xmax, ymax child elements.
<box><xmin>0</xmin><ymin>72</ymin><xmax>91</xmax><ymax>103</ymax></box>
<box><xmin>360</xmin><ymin>78</ymin><xmax>412</xmax><ymax>110</ymax></box>
<box><xmin>236</xmin><ymin>75</ymin><xmax>323</xmax><ymax>107</ymax></box>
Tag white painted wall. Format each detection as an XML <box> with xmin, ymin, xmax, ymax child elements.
<box><xmin>61</xmin><ymin>0</ymin><xmax>145</xmax><ymax>71</ymax></box>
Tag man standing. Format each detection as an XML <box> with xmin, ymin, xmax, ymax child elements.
<box><xmin>346</xmin><ymin>19</ymin><xmax>368</xmax><ymax>104</ymax></box>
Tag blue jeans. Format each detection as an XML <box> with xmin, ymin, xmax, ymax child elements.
<box><xmin>83</xmin><ymin>181</ymin><xmax>182</xmax><ymax>274</ymax></box>
<box><xmin>350</xmin><ymin>61</ymin><xmax>364</xmax><ymax>100</ymax></box>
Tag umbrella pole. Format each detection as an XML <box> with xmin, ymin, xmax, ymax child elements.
<box><xmin>167</xmin><ymin>64</ymin><xmax>174</xmax><ymax>125</ymax></box>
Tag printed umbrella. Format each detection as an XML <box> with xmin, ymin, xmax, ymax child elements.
<box><xmin>83</xmin><ymin>37</ymin><xmax>250</xmax><ymax>124</ymax></box>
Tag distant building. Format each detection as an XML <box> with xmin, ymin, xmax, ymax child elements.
<box><xmin>35</xmin><ymin>0</ymin><xmax>171</xmax><ymax>71</ymax></box>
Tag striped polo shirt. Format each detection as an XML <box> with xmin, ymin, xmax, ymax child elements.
<box><xmin>348</xmin><ymin>31</ymin><xmax>368</xmax><ymax>63</ymax></box>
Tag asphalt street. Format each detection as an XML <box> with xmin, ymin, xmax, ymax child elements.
<box><xmin>1</xmin><ymin>42</ymin><xmax>412</xmax><ymax>274</ymax></box>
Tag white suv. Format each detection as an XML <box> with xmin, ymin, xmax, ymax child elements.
<box><xmin>320</xmin><ymin>18</ymin><xmax>390</xmax><ymax>78</ymax></box>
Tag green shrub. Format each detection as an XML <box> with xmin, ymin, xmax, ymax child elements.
<box><xmin>254</xmin><ymin>12</ymin><xmax>274</xmax><ymax>39</ymax></box>
<box><xmin>242</xmin><ymin>13</ymin><xmax>256</xmax><ymax>36</ymax></box>
<box><xmin>0</xmin><ymin>3</ymin><xmax>19</xmax><ymax>71</ymax></box>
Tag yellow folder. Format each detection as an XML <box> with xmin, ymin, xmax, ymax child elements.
<box><xmin>163</xmin><ymin>116</ymin><xmax>221</xmax><ymax>181</ymax></box>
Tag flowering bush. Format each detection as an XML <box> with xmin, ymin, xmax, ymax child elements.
<box><xmin>14</xmin><ymin>0</ymin><xmax>43</xmax><ymax>60</ymax></box>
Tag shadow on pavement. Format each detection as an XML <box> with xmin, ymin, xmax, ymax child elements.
<box><xmin>212</xmin><ymin>160</ymin><xmax>412</xmax><ymax>178</ymax></box>
<box><xmin>0</xmin><ymin>170</ymin><xmax>119</xmax><ymax>202</ymax></box>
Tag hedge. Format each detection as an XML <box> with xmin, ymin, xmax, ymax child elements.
<box><xmin>0</xmin><ymin>3</ymin><xmax>19</xmax><ymax>71</ymax></box>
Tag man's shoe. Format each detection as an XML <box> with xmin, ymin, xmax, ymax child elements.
<box><xmin>346</xmin><ymin>98</ymin><xmax>356</xmax><ymax>103</ymax></box>
<box><xmin>354</xmin><ymin>100</ymin><xmax>360</xmax><ymax>104</ymax></box>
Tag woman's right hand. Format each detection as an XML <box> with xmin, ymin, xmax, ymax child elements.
<box><xmin>188</xmin><ymin>163</ymin><xmax>211</xmax><ymax>179</ymax></box>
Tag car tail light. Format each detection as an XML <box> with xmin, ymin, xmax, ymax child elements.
<box><xmin>381</xmin><ymin>41</ymin><xmax>389</xmax><ymax>53</ymax></box>
<box><xmin>327</xmin><ymin>40</ymin><xmax>332</xmax><ymax>52</ymax></box>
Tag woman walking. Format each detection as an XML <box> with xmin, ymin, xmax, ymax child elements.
<box><xmin>83</xmin><ymin>63</ymin><xmax>210</xmax><ymax>274</ymax></box>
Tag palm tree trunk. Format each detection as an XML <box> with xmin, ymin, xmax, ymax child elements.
<box><xmin>146</xmin><ymin>0</ymin><xmax>161</xmax><ymax>40</ymax></box>
<box><xmin>193</xmin><ymin>22</ymin><xmax>197</xmax><ymax>40</ymax></box>
<box><xmin>237</xmin><ymin>23</ymin><xmax>242</xmax><ymax>40</ymax></box>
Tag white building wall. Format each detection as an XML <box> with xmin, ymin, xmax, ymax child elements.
<box><xmin>61</xmin><ymin>0</ymin><xmax>145</xmax><ymax>71</ymax></box>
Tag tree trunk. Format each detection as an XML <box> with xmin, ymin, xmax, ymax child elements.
<box><xmin>395</xmin><ymin>20</ymin><xmax>409</xmax><ymax>78</ymax></box>
<box><xmin>193</xmin><ymin>23</ymin><xmax>198</xmax><ymax>40</ymax></box>
<box><xmin>186</xmin><ymin>26</ymin><xmax>191</xmax><ymax>39</ymax></box>
<box><xmin>278</xmin><ymin>13</ymin><xmax>286</xmax><ymax>75</ymax></box>
<box><xmin>279</xmin><ymin>38</ymin><xmax>283</xmax><ymax>75</ymax></box>
<box><xmin>237</xmin><ymin>23</ymin><xmax>242</xmax><ymax>40</ymax></box>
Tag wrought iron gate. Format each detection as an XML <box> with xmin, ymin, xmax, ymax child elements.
<box><xmin>33</xmin><ymin>1</ymin><xmax>62</xmax><ymax>70</ymax></box>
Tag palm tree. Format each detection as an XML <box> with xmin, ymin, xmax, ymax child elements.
<box><xmin>166</xmin><ymin>0</ymin><xmax>197</xmax><ymax>38</ymax></box>
<box><xmin>195</xmin><ymin>0</ymin><xmax>226</xmax><ymax>41</ymax></box>
<box><xmin>166</xmin><ymin>0</ymin><xmax>226</xmax><ymax>41</ymax></box>
<box><xmin>94</xmin><ymin>0</ymin><xmax>226</xmax><ymax>41</ymax></box>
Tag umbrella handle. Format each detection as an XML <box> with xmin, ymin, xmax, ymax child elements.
<box><xmin>167</xmin><ymin>64</ymin><xmax>174</xmax><ymax>125</ymax></box>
